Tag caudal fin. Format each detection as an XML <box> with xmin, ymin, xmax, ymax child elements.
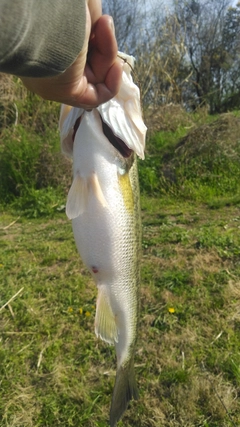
<box><xmin>109</xmin><ymin>361</ymin><xmax>138</xmax><ymax>427</ymax></box>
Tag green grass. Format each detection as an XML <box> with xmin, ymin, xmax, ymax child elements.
<box><xmin>1</xmin><ymin>104</ymin><xmax>240</xmax><ymax>425</ymax></box>
<box><xmin>139</xmin><ymin>112</ymin><xmax>240</xmax><ymax>202</ymax></box>
<box><xmin>1</xmin><ymin>196</ymin><xmax>240</xmax><ymax>427</ymax></box>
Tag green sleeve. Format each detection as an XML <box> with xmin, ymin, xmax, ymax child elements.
<box><xmin>0</xmin><ymin>0</ymin><xmax>86</xmax><ymax>77</ymax></box>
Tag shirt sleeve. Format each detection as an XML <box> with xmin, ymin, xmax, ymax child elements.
<box><xmin>0</xmin><ymin>0</ymin><xmax>86</xmax><ymax>77</ymax></box>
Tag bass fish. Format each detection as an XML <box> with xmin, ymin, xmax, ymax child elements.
<box><xmin>59</xmin><ymin>52</ymin><xmax>147</xmax><ymax>426</ymax></box>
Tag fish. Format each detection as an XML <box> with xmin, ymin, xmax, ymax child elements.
<box><xmin>59</xmin><ymin>52</ymin><xmax>147</xmax><ymax>426</ymax></box>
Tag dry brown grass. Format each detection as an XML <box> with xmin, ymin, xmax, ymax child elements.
<box><xmin>175</xmin><ymin>113</ymin><xmax>240</xmax><ymax>162</ymax></box>
<box><xmin>144</xmin><ymin>104</ymin><xmax>194</xmax><ymax>135</ymax></box>
<box><xmin>0</xmin><ymin>73</ymin><xmax>25</xmax><ymax>102</ymax></box>
<box><xmin>0</xmin><ymin>74</ymin><xmax>24</xmax><ymax>131</ymax></box>
<box><xmin>225</xmin><ymin>279</ymin><xmax>240</xmax><ymax>323</ymax></box>
<box><xmin>3</xmin><ymin>384</ymin><xmax>40</xmax><ymax>427</ymax></box>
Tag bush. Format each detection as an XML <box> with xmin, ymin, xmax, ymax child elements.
<box><xmin>11</xmin><ymin>187</ymin><xmax>65</xmax><ymax>218</ymax></box>
<box><xmin>0</xmin><ymin>126</ymin><xmax>42</xmax><ymax>202</ymax></box>
<box><xmin>0</xmin><ymin>75</ymin><xmax>72</xmax><ymax>217</ymax></box>
<box><xmin>0</xmin><ymin>125</ymin><xmax>72</xmax><ymax>216</ymax></box>
<box><xmin>140</xmin><ymin>112</ymin><xmax>240</xmax><ymax>202</ymax></box>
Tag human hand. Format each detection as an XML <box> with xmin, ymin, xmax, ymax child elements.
<box><xmin>20</xmin><ymin>7</ymin><xmax>123</xmax><ymax>108</ymax></box>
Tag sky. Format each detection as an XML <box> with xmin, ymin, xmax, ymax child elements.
<box><xmin>157</xmin><ymin>0</ymin><xmax>239</xmax><ymax>6</ymax></box>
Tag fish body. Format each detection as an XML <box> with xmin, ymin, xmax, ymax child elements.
<box><xmin>60</xmin><ymin>52</ymin><xmax>146</xmax><ymax>426</ymax></box>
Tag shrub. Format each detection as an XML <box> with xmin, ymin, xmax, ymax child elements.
<box><xmin>0</xmin><ymin>125</ymin><xmax>72</xmax><ymax>216</ymax></box>
<box><xmin>140</xmin><ymin>112</ymin><xmax>240</xmax><ymax>202</ymax></box>
<box><xmin>0</xmin><ymin>126</ymin><xmax>42</xmax><ymax>202</ymax></box>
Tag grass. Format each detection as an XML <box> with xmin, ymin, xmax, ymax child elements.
<box><xmin>1</xmin><ymin>95</ymin><xmax>240</xmax><ymax>425</ymax></box>
<box><xmin>1</xmin><ymin>196</ymin><xmax>240</xmax><ymax>427</ymax></box>
<box><xmin>139</xmin><ymin>112</ymin><xmax>240</xmax><ymax>201</ymax></box>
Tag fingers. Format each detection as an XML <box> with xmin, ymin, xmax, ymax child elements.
<box><xmin>20</xmin><ymin>13</ymin><xmax>123</xmax><ymax>109</ymax></box>
<box><xmin>86</xmin><ymin>15</ymin><xmax>119</xmax><ymax>85</ymax></box>
<box><xmin>20</xmin><ymin>54</ymin><xmax>123</xmax><ymax>109</ymax></box>
<box><xmin>71</xmin><ymin>14</ymin><xmax>123</xmax><ymax>108</ymax></box>
<box><xmin>73</xmin><ymin>57</ymin><xmax>123</xmax><ymax>108</ymax></box>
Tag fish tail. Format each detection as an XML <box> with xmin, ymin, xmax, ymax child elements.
<box><xmin>109</xmin><ymin>359</ymin><xmax>138</xmax><ymax>427</ymax></box>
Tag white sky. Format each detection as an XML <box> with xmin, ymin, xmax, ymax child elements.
<box><xmin>158</xmin><ymin>0</ymin><xmax>239</xmax><ymax>6</ymax></box>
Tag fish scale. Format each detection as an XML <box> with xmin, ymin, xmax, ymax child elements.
<box><xmin>59</xmin><ymin>52</ymin><xmax>146</xmax><ymax>426</ymax></box>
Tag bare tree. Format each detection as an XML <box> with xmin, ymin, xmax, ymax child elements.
<box><xmin>173</xmin><ymin>0</ymin><xmax>240</xmax><ymax>112</ymax></box>
<box><xmin>135</xmin><ymin>6</ymin><xmax>191</xmax><ymax>108</ymax></box>
<box><xmin>102</xmin><ymin>0</ymin><xmax>145</xmax><ymax>53</ymax></box>
<box><xmin>103</xmin><ymin>0</ymin><xmax>240</xmax><ymax>112</ymax></box>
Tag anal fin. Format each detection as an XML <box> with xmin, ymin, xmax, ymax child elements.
<box><xmin>95</xmin><ymin>288</ymin><xmax>118</xmax><ymax>345</ymax></box>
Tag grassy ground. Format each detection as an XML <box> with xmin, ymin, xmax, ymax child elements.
<box><xmin>1</xmin><ymin>195</ymin><xmax>240</xmax><ymax>427</ymax></box>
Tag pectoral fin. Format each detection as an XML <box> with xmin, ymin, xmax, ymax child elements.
<box><xmin>66</xmin><ymin>173</ymin><xmax>107</xmax><ymax>219</ymax></box>
<box><xmin>89</xmin><ymin>173</ymin><xmax>108</xmax><ymax>208</ymax></box>
<box><xmin>66</xmin><ymin>174</ymin><xmax>88</xmax><ymax>219</ymax></box>
<box><xmin>95</xmin><ymin>287</ymin><xmax>118</xmax><ymax>345</ymax></box>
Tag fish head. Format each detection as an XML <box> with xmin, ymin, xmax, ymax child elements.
<box><xmin>97</xmin><ymin>52</ymin><xmax>147</xmax><ymax>160</ymax></box>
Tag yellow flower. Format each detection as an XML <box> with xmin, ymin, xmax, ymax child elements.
<box><xmin>79</xmin><ymin>308</ymin><xmax>83</xmax><ymax>315</ymax></box>
<box><xmin>85</xmin><ymin>311</ymin><xmax>91</xmax><ymax>317</ymax></box>
<box><xmin>168</xmin><ymin>307</ymin><xmax>175</xmax><ymax>314</ymax></box>
<box><xmin>0</xmin><ymin>264</ymin><xmax>3</xmax><ymax>267</ymax></box>
<box><xmin>68</xmin><ymin>307</ymin><xmax>73</xmax><ymax>313</ymax></box>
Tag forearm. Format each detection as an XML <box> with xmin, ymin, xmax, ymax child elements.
<box><xmin>0</xmin><ymin>0</ymin><xmax>86</xmax><ymax>77</ymax></box>
<box><xmin>0</xmin><ymin>1</ymin><xmax>123</xmax><ymax>109</ymax></box>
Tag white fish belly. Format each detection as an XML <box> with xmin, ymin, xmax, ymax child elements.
<box><xmin>72</xmin><ymin>160</ymin><xmax>138</xmax><ymax>366</ymax></box>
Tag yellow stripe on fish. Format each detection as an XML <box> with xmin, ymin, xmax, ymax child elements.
<box><xmin>118</xmin><ymin>170</ymin><xmax>134</xmax><ymax>213</ymax></box>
